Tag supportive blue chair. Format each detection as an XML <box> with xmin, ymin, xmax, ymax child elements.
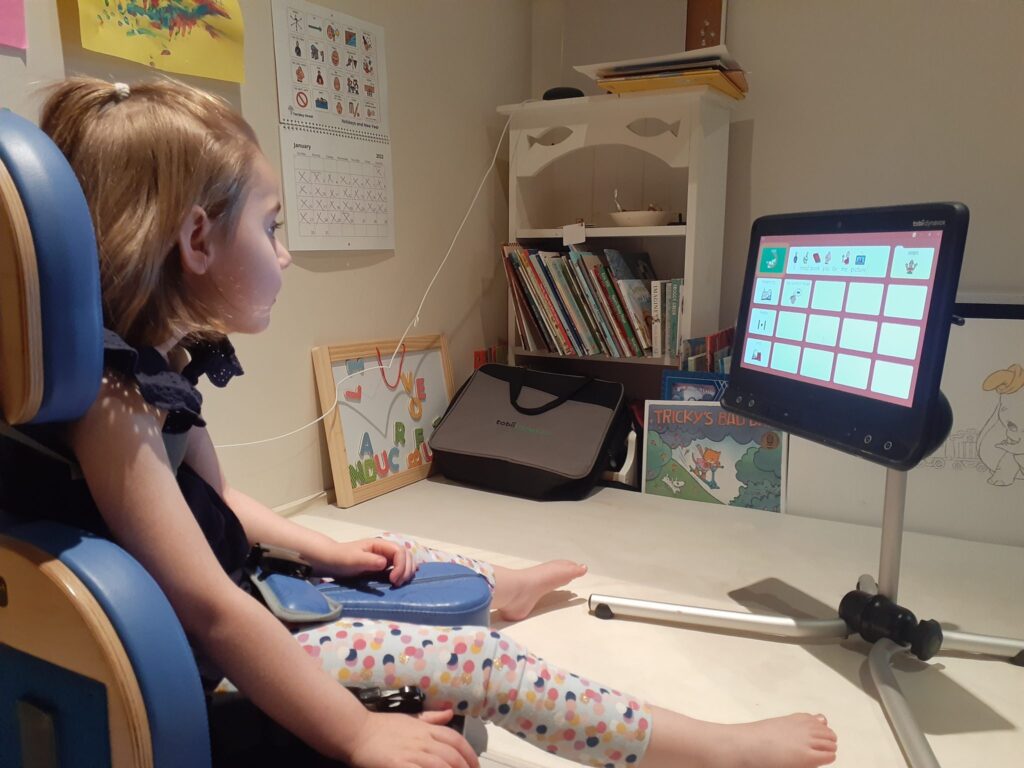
<box><xmin>0</xmin><ymin>109</ymin><xmax>490</xmax><ymax>767</ymax></box>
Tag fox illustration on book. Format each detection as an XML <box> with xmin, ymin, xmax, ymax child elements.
<box><xmin>980</xmin><ymin>363</ymin><xmax>1024</xmax><ymax>486</ymax></box>
<box><xmin>690</xmin><ymin>444</ymin><xmax>723</xmax><ymax>489</ymax></box>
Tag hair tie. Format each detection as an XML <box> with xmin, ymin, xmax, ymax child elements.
<box><xmin>113</xmin><ymin>82</ymin><xmax>131</xmax><ymax>101</ymax></box>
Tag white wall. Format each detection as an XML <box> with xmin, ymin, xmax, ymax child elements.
<box><xmin>530</xmin><ymin>0</ymin><xmax>1024</xmax><ymax>543</ymax></box>
<box><xmin>531</xmin><ymin>0</ymin><xmax>1024</xmax><ymax>322</ymax></box>
<box><xmin>2</xmin><ymin>0</ymin><xmax>531</xmax><ymax>509</ymax></box>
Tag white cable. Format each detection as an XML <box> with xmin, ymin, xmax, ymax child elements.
<box><xmin>215</xmin><ymin>113</ymin><xmax>513</xmax><ymax>449</ymax></box>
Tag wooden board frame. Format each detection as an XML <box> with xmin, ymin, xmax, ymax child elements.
<box><xmin>312</xmin><ymin>334</ymin><xmax>455</xmax><ymax>507</ymax></box>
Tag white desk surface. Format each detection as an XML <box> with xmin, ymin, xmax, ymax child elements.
<box><xmin>290</xmin><ymin>478</ymin><xmax>1024</xmax><ymax>768</ymax></box>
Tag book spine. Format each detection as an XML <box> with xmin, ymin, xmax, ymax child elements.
<box><xmin>651</xmin><ymin>280</ymin><xmax>663</xmax><ymax>358</ymax></box>
<box><xmin>589</xmin><ymin>265</ymin><xmax>631</xmax><ymax>356</ymax></box>
<box><xmin>545</xmin><ymin>253</ymin><xmax>598</xmax><ymax>355</ymax></box>
<box><xmin>676</xmin><ymin>279</ymin><xmax>687</xmax><ymax>361</ymax></box>
<box><xmin>571</xmin><ymin>253</ymin><xmax>620</xmax><ymax>357</ymax></box>
<box><xmin>560</xmin><ymin>255</ymin><xmax>608</xmax><ymax>356</ymax></box>
<box><xmin>668</xmin><ymin>279</ymin><xmax>680</xmax><ymax>361</ymax></box>
<box><xmin>501</xmin><ymin>246</ymin><xmax>541</xmax><ymax>351</ymax></box>
<box><xmin>617</xmin><ymin>279</ymin><xmax>651</xmax><ymax>352</ymax></box>
<box><xmin>509</xmin><ymin>249</ymin><xmax>557</xmax><ymax>353</ymax></box>
<box><xmin>523</xmin><ymin>249</ymin><xmax>573</xmax><ymax>355</ymax></box>
<box><xmin>511</xmin><ymin>248</ymin><xmax>554</xmax><ymax>352</ymax></box>
<box><xmin>533</xmin><ymin>252</ymin><xmax>583</xmax><ymax>355</ymax></box>
<box><xmin>600</xmin><ymin>267</ymin><xmax>643</xmax><ymax>356</ymax></box>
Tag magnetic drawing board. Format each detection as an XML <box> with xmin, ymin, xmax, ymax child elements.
<box><xmin>312</xmin><ymin>335</ymin><xmax>454</xmax><ymax>507</ymax></box>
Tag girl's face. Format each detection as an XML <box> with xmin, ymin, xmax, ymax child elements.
<box><xmin>205</xmin><ymin>154</ymin><xmax>292</xmax><ymax>334</ymax></box>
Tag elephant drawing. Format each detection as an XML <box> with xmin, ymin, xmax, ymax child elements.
<box><xmin>979</xmin><ymin>364</ymin><xmax>1024</xmax><ymax>486</ymax></box>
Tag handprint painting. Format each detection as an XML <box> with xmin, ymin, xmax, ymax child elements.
<box><xmin>78</xmin><ymin>1</ymin><xmax>245</xmax><ymax>82</ymax></box>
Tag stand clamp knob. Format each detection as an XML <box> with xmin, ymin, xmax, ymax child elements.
<box><xmin>839</xmin><ymin>590</ymin><xmax>943</xmax><ymax>661</ymax></box>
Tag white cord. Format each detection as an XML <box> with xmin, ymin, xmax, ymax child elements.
<box><xmin>215</xmin><ymin>113</ymin><xmax>513</xmax><ymax>449</ymax></box>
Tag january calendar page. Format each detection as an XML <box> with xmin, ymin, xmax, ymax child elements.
<box><xmin>271</xmin><ymin>0</ymin><xmax>395</xmax><ymax>251</ymax></box>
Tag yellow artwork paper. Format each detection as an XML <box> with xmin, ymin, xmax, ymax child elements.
<box><xmin>77</xmin><ymin>0</ymin><xmax>245</xmax><ymax>83</ymax></box>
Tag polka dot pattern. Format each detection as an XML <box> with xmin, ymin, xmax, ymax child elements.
<box><xmin>298</xmin><ymin>618</ymin><xmax>651</xmax><ymax>767</ymax></box>
<box><xmin>378</xmin><ymin>532</ymin><xmax>497</xmax><ymax>588</ymax></box>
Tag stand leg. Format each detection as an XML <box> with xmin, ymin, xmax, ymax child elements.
<box><xmin>588</xmin><ymin>594</ymin><xmax>849</xmax><ymax>639</ymax></box>
<box><xmin>869</xmin><ymin>639</ymin><xmax>940</xmax><ymax>768</ymax></box>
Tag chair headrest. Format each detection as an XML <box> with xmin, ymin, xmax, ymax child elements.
<box><xmin>0</xmin><ymin>109</ymin><xmax>103</xmax><ymax>425</ymax></box>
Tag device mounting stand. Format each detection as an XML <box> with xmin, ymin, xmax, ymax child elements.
<box><xmin>590</xmin><ymin>465</ymin><xmax>1024</xmax><ymax>768</ymax></box>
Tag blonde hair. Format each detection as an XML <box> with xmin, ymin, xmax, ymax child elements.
<box><xmin>39</xmin><ymin>77</ymin><xmax>261</xmax><ymax>348</ymax></box>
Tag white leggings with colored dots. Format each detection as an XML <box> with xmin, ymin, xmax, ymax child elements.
<box><xmin>298</xmin><ymin>533</ymin><xmax>653</xmax><ymax>768</ymax></box>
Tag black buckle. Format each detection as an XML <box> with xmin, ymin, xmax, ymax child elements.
<box><xmin>244</xmin><ymin>543</ymin><xmax>313</xmax><ymax>581</ymax></box>
<box><xmin>348</xmin><ymin>686</ymin><xmax>425</xmax><ymax>713</ymax></box>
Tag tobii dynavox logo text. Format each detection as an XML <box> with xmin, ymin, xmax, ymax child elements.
<box><xmin>912</xmin><ymin>219</ymin><xmax>945</xmax><ymax>227</ymax></box>
<box><xmin>496</xmin><ymin>418</ymin><xmax>551</xmax><ymax>436</ymax></box>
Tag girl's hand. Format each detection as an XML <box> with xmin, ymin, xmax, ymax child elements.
<box><xmin>345</xmin><ymin>709</ymin><xmax>479</xmax><ymax>768</ymax></box>
<box><xmin>320</xmin><ymin>538</ymin><xmax>416</xmax><ymax>585</ymax></box>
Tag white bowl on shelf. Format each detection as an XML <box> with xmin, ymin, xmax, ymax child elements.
<box><xmin>609</xmin><ymin>210</ymin><xmax>673</xmax><ymax>227</ymax></box>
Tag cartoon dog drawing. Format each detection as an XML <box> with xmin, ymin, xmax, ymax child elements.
<box><xmin>661</xmin><ymin>475</ymin><xmax>686</xmax><ymax>494</ymax></box>
<box><xmin>979</xmin><ymin>364</ymin><xmax>1024</xmax><ymax>485</ymax></box>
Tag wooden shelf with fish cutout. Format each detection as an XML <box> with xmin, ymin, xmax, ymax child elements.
<box><xmin>498</xmin><ymin>88</ymin><xmax>733</xmax><ymax>398</ymax></box>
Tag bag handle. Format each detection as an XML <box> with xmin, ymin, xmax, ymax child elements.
<box><xmin>508</xmin><ymin>369</ymin><xmax>594</xmax><ymax>415</ymax></box>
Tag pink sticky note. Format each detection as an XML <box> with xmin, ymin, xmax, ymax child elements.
<box><xmin>0</xmin><ymin>0</ymin><xmax>27</xmax><ymax>51</ymax></box>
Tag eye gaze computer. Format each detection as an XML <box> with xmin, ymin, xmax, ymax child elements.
<box><xmin>723</xmin><ymin>203</ymin><xmax>968</xmax><ymax>471</ymax></box>
<box><xmin>590</xmin><ymin>203</ymin><xmax>1023</xmax><ymax>768</ymax></box>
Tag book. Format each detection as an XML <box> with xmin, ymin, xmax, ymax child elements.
<box><xmin>661</xmin><ymin>370</ymin><xmax>728</xmax><ymax>402</ymax></box>
<box><xmin>519</xmin><ymin>248</ymin><xmax>573</xmax><ymax>355</ymax></box>
<box><xmin>580</xmin><ymin>252</ymin><xmax>632</xmax><ymax>356</ymax></box>
<box><xmin>597</xmin><ymin>68</ymin><xmax>745</xmax><ymax>100</ymax></box>
<box><xmin>574</xmin><ymin>44</ymin><xmax>741</xmax><ymax>81</ymax></box>
<box><xmin>617</xmin><ymin>279</ymin><xmax>653</xmax><ymax>351</ymax></box>
<box><xmin>531</xmin><ymin>250</ymin><xmax>584</xmax><ymax>355</ymax></box>
<box><xmin>501</xmin><ymin>245</ymin><xmax>550</xmax><ymax>353</ymax></box>
<box><xmin>641</xmin><ymin>400</ymin><xmax>786</xmax><ymax>513</ymax></box>
<box><xmin>650</xmin><ymin>279</ymin><xmax>664</xmax><ymax>358</ymax></box>
<box><xmin>569</xmin><ymin>250</ymin><xmax>621</xmax><ymax>357</ymax></box>
<box><xmin>561</xmin><ymin>253</ymin><xmax>612</xmax><ymax>356</ymax></box>
<box><xmin>505</xmin><ymin>246</ymin><xmax>556</xmax><ymax>353</ymax></box>
<box><xmin>604</xmin><ymin>248</ymin><xmax>658</xmax><ymax>282</ymax></box>
<box><xmin>598</xmin><ymin>266</ymin><xmax>644</xmax><ymax>356</ymax></box>
<box><xmin>541</xmin><ymin>251</ymin><xmax>599</xmax><ymax>355</ymax></box>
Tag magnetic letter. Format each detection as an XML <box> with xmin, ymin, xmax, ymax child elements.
<box><xmin>401</xmin><ymin>371</ymin><xmax>414</xmax><ymax>394</ymax></box>
<box><xmin>415</xmin><ymin>428</ymin><xmax>425</xmax><ymax>448</ymax></box>
<box><xmin>394</xmin><ymin>421</ymin><xmax>406</xmax><ymax>446</ymax></box>
<box><xmin>349</xmin><ymin>462</ymin><xmax>366</xmax><ymax>488</ymax></box>
<box><xmin>388</xmin><ymin>446</ymin><xmax>400</xmax><ymax>472</ymax></box>
<box><xmin>408</xmin><ymin>450</ymin><xmax>423</xmax><ymax>469</ymax></box>
<box><xmin>360</xmin><ymin>431</ymin><xmax>374</xmax><ymax>458</ymax></box>
<box><xmin>363</xmin><ymin>458</ymin><xmax>378</xmax><ymax>481</ymax></box>
<box><xmin>374</xmin><ymin>450</ymin><xmax>390</xmax><ymax>477</ymax></box>
<box><xmin>416</xmin><ymin>377</ymin><xmax>426</xmax><ymax>401</ymax></box>
<box><xmin>409</xmin><ymin>397</ymin><xmax>423</xmax><ymax>421</ymax></box>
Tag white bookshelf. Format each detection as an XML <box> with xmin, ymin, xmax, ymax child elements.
<box><xmin>499</xmin><ymin>87</ymin><xmax>733</xmax><ymax>396</ymax></box>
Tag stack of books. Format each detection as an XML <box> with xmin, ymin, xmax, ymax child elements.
<box><xmin>500</xmin><ymin>243</ymin><xmax>690</xmax><ymax>362</ymax></box>
<box><xmin>575</xmin><ymin>44</ymin><xmax>748</xmax><ymax>100</ymax></box>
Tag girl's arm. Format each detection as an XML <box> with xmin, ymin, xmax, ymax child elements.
<box><xmin>68</xmin><ymin>377</ymin><xmax>472</xmax><ymax>767</ymax></box>
<box><xmin>182</xmin><ymin>424</ymin><xmax>415</xmax><ymax>583</ymax></box>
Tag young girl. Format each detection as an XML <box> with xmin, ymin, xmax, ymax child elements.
<box><xmin>31</xmin><ymin>77</ymin><xmax>837</xmax><ymax>768</ymax></box>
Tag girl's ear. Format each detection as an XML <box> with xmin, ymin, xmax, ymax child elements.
<box><xmin>178</xmin><ymin>205</ymin><xmax>213</xmax><ymax>275</ymax></box>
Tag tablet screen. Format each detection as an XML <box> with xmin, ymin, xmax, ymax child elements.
<box><xmin>723</xmin><ymin>203</ymin><xmax>968</xmax><ymax>470</ymax></box>
<box><xmin>739</xmin><ymin>230</ymin><xmax>942</xmax><ymax>407</ymax></box>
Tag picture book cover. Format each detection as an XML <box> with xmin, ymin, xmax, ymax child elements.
<box><xmin>642</xmin><ymin>400</ymin><xmax>786</xmax><ymax>512</ymax></box>
<box><xmin>661</xmin><ymin>370</ymin><xmax>729</xmax><ymax>401</ymax></box>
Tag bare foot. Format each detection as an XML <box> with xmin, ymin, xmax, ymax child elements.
<box><xmin>491</xmin><ymin>560</ymin><xmax>588</xmax><ymax>621</ymax></box>
<box><xmin>647</xmin><ymin>707</ymin><xmax>837</xmax><ymax>768</ymax></box>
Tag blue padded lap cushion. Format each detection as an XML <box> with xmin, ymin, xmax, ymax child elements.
<box><xmin>0</xmin><ymin>110</ymin><xmax>103</xmax><ymax>424</ymax></box>
<box><xmin>319</xmin><ymin>562</ymin><xmax>492</xmax><ymax>626</ymax></box>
